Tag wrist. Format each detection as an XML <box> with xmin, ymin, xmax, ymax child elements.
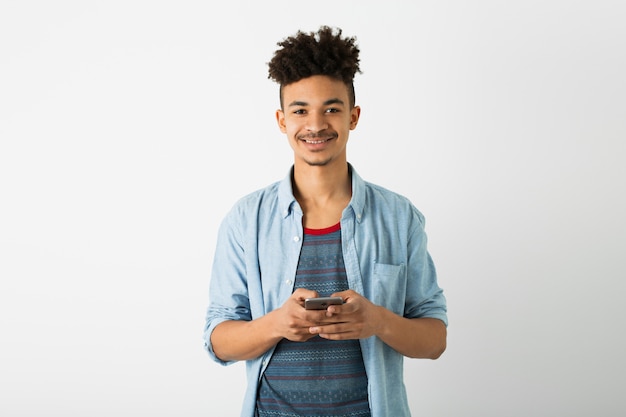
<box><xmin>372</xmin><ymin>304</ymin><xmax>390</xmax><ymax>338</ymax></box>
<box><xmin>262</xmin><ymin>309</ymin><xmax>284</xmax><ymax>342</ymax></box>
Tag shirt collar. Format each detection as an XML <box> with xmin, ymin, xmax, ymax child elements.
<box><xmin>277</xmin><ymin>166</ymin><xmax>298</xmax><ymax>219</ymax></box>
<box><xmin>277</xmin><ymin>163</ymin><xmax>365</xmax><ymax>223</ymax></box>
<box><xmin>348</xmin><ymin>163</ymin><xmax>366</xmax><ymax>223</ymax></box>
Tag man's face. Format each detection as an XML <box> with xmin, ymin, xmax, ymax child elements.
<box><xmin>276</xmin><ymin>75</ymin><xmax>360</xmax><ymax>168</ymax></box>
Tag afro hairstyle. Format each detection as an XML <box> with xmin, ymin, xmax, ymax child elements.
<box><xmin>267</xmin><ymin>26</ymin><xmax>361</xmax><ymax>108</ymax></box>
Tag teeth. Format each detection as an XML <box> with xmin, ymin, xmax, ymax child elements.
<box><xmin>305</xmin><ymin>139</ymin><xmax>327</xmax><ymax>144</ymax></box>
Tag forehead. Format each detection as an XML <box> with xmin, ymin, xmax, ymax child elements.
<box><xmin>282</xmin><ymin>75</ymin><xmax>350</xmax><ymax>105</ymax></box>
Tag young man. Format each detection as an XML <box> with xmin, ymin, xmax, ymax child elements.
<box><xmin>204</xmin><ymin>26</ymin><xmax>447</xmax><ymax>417</ymax></box>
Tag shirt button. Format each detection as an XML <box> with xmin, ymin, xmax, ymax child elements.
<box><xmin>285</xmin><ymin>279</ymin><xmax>292</xmax><ymax>285</ymax></box>
<box><xmin>293</xmin><ymin>236</ymin><xmax>300</xmax><ymax>242</ymax></box>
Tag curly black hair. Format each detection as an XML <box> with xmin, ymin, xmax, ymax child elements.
<box><xmin>268</xmin><ymin>26</ymin><xmax>361</xmax><ymax>108</ymax></box>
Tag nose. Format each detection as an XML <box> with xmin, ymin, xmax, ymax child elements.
<box><xmin>305</xmin><ymin>111</ymin><xmax>328</xmax><ymax>133</ymax></box>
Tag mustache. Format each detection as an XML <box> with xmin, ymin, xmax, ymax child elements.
<box><xmin>297</xmin><ymin>131</ymin><xmax>338</xmax><ymax>140</ymax></box>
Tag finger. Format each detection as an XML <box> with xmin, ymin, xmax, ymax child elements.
<box><xmin>318</xmin><ymin>329</ymin><xmax>356</xmax><ymax>340</ymax></box>
<box><xmin>318</xmin><ymin>333</ymin><xmax>346</xmax><ymax>340</ymax></box>
<box><xmin>326</xmin><ymin>306</ymin><xmax>338</xmax><ymax>316</ymax></box>
<box><xmin>309</xmin><ymin>323</ymin><xmax>350</xmax><ymax>335</ymax></box>
<box><xmin>305</xmin><ymin>310</ymin><xmax>332</xmax><ymax>323</ymax></box>
<box><xmin>331</xmin><ymin>290</ymin><xmax>350</xmax><ymax>300</ymax></box>
<box><xmin>292</xmin><ymin>288</ymin><xmax>319</xmax><ymax>301</ymax></box>
<box><xmin>328</xmin><ymin>302</ymin><xmax>354</xmax><ymax>315</ymax></box>
<box><xmin>332</xmin><ymin>289</ymin><xmax>359</xmax><ymax>299</ymax></box>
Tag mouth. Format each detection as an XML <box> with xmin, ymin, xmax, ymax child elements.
<box><xmin>302</xmin><ymin>138</ymin><xmax>331</xmax><ymax>144</ymax></box>
<box><xmin>298</xmin><ymin>133</ymin><xmax>337</xmax><ymax>145</ymax></box>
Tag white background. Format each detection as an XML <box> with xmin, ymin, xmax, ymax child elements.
<box><xmin>1</xmin><ymin>1</ymin><xmax>625</xmax><ymax>416</ymax></box>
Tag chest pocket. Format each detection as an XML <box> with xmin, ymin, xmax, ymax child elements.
<box><xmin>372</xmin><ymin>262</ymin><xmax>406</xmax><ymax>315</ymax></box>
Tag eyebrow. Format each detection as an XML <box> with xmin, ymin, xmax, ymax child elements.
<box><xmin>287</xmin><ymin>98</ymin><xmax>346</xmax><ymax>108</ymax></box>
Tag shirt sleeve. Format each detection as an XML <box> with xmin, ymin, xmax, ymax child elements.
<box><xmin>404</xmin><ymin>207</ymin><xmax>448</xmax><ymax>326</ymax></box>
<box><xmin>203</xmin><ymin>208</ymin><xmax>253</xmax><ymax>365</ymax></box>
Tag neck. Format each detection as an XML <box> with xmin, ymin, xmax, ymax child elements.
<box><xmin>291</xmin><ymin>162</ymin><xmax>352</xmax><ymax>229</ymax></box>
<box><xmin>292</xmin><ymin>161</ymin><xmax>351</xmax><ymax>203</ymax></box>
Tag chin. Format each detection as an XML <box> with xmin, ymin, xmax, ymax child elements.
<box><xmin>301</xmin><ymin>156</ymin><xmax>336</xmax><ymax>167</ymax></box>
<box><xmin>305</xmin><ymin>160</ymin><xmax>331</xmax><ymax>167</ymax></box>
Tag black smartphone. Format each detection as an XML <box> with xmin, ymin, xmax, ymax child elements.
<box><xmin>304</xmin><ymin>296</ymin><xmax>344</xmax><ymax>310</ymax></box>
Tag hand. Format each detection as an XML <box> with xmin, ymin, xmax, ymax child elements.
<box><xmin>308</xmin><ymin>290</ymin><xmax>383</xmax><ymax>340</ymax></box>
<box><xmin>272</xmin><ymin>288</ymin><xmax>335</xmax><ymax>342</ymax></box>
<box><xmin>210</xmin><ymin>288</ymin><xmax>338</xmax><ymax>361</ymax></box>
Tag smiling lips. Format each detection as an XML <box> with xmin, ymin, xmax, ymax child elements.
<box><xmin>298</xmin><ymin>132</ymin><xmax>337</xmax><ymax>144</ymax></box>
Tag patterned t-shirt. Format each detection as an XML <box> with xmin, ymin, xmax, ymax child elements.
<box><xmin>256</xmin><ymin>223</ymin><xmax>371</xmax><ymax>417</ymax></box>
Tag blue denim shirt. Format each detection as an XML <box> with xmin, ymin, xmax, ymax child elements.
<box><xmin>204</xmin><ymin>165</ymin><xmax>447</xmax><ymax>417</ymax></box>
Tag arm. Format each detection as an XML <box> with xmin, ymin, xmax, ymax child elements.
<box><xmin>309</xmin><ymin>290</ymin><xmax>447</xmax><ymax>359</ymax></box>
<box><xmin>211</xmin><ymin>288</ymin><xmax>326</xmax><ymax>362</ymax></box>
<box><xmin>372</xmin><ymin>308</ymin><xmax>447</xmax><ymax>359</ymax></box>
<box><xmin>211</xmin><ymin>312</ymin><xmax>282</xmax><ymax>362</ymax></box>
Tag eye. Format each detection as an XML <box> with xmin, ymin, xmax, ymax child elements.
<box><xmin>325</xmin><ymin>108</ymin><xmax>340</xmax><ymax>113</ymax></box>
<box><xmin>293</xmin><ymin>109</ymin><xmax>306</xmax><ymax>115</ymax></box>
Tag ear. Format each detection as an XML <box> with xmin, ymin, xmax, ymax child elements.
<box><xmin>349</xmin><ymin>106</ymin><xmax>361</xmax><ymax>130</ymax></box>
<box><xmin>276</xmin><ymin>109</ymin><xmax>287</xmax><ymax>133</ymax></box>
